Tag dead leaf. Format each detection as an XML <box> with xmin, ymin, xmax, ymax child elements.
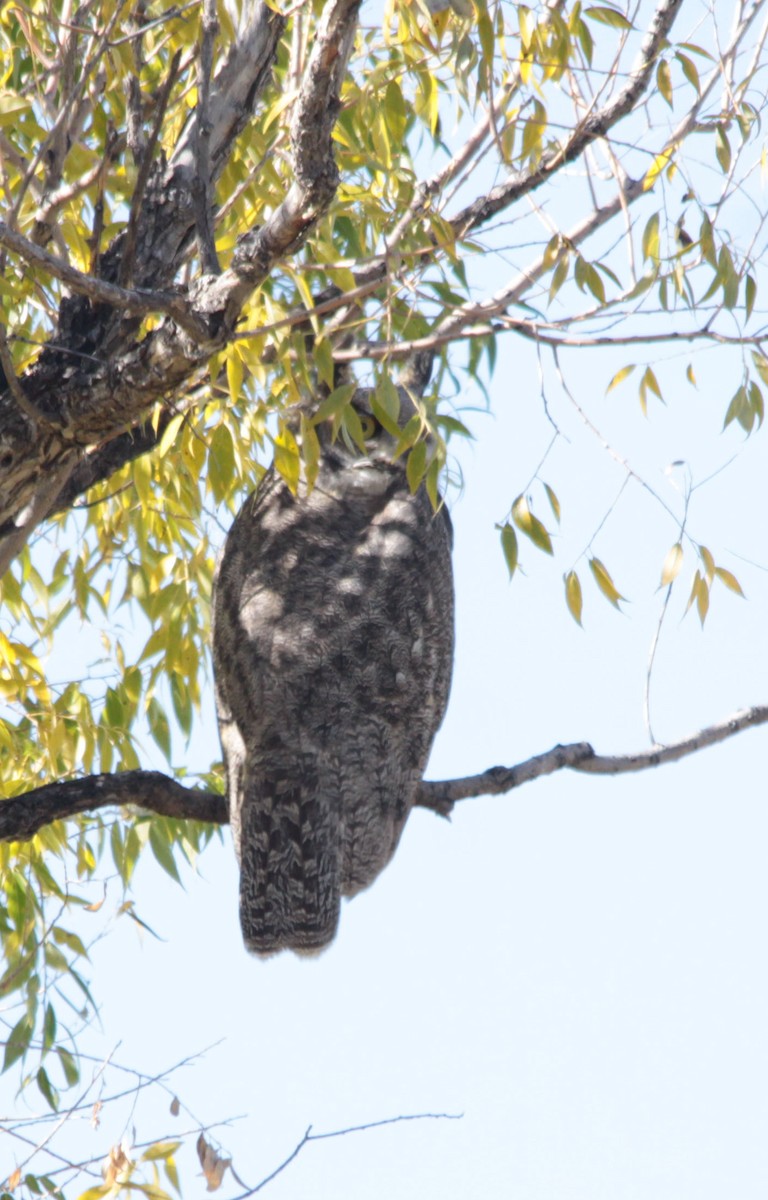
<box><xmin>170</xmin><ymin>1096</ymin><xmax>181</xmax><ymax>1116</ymax></box>
<box><xmin>91</xmin><ymin>1099</ymin><xmax>102</xmax><ymax>1130</ymax></box>
<box><xmin>7</xmin><ymin>1167</ymin><xmax>22</xmax><ymax>1191</ymax></box>
<box><xmin>196</xmin><ymin>1132</ymin><xmax>231</xmax><ymax>1192</ymax></box>
<box><xmin>103</xmin><ymin>1139</ymin><xmax>132</xmax><ymax>1186</ymax></box>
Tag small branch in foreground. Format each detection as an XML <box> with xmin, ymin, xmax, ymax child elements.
<box><xmin>2</xmin><ymin>706</ymin><xmax>767</xmax><ymax>842</ymax></box>
<box><xmin>228</xmin><ymin>1112</ymin><xmax>463</xmax><ymax>1199</ymax></box>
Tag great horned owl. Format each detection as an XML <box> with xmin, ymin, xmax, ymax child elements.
<box><xmin>212</xmin><ymin>387</ymin><xmax>454</xmax><ymax>955</ymax></box>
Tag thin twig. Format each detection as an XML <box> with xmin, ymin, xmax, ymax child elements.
<box><xmin>120</xmin><ymin>49</ymin><xmax>183</xmax><ymax>287</ymax></box>
<box><xmin>229</xmin><ymin>1113</ymin><xmax>463</xmax><ymax>1199</ymax></box>
<box><xmin>194</xmin><ymin>0</ymin><xmax>221</xmax><ymax>275</ymax></box>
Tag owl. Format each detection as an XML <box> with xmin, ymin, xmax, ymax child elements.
<box><xmin>212</xmin><ymin>386</ymin><xmax>454</xmax><ymax>955</ymax></box>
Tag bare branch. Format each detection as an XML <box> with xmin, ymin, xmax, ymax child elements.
<box><xmin>3</xmin><ymin>707</ymin><xmax>767</xmax><ymax>843</ymax></box>
<box><xmin>229</xmin><ymin>1113</ymin><xmax>463</xmax><ymax>1199</ymax></box>
<box><xmin>416</xmin><ymin>706</ymin><xmax>768</xmax><ymax>815</ymax></box>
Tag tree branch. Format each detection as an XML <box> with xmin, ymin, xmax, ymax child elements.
<box><xmin>0</xmin><ymin>772</ymin><xmax>227</xmax><ymax>842</ymax></box>
<box><xmin>3</xmin><ymin>706</ymin><xmax>766</xmax><ymax>843</ymax></box>
<box><xmin>449</xmin><ymin>0</ymin><xmax>685</xmax><ymax>237</ymax></box>
<box><xmin>0</xmin><ymin>0</ymin><xmax>362</xmax><ymax>576</ymax></box>
<box><xmin>0</xmin><ymin>220</ymin><xmax>203</xmax><ymax>334</ymax></box>
<box><xmin>417</xmin><ymin>705</ymin><xmax>768</xmax><ymax>815</ymax></box>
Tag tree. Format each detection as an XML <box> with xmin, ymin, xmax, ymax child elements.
<box><xmin>1</xmin><ymin>0</ymin><xmax>767</xmax><ymax>1194</ymax></box>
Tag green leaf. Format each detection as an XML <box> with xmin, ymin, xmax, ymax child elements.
<box><xmin>676</xmin><ymin>52</ymin><xmax>700</xmax><ymax>94</ymax></box>
<box><xmin>405</xmin><ymin>440</ymin><xmax>428</xmax><ymax>493</ymax></box>
<box><xmin>715</xmin><ymin>123</ymin><xmax>731</xmax><ymax>173</ymax></box>
<box><xmin>511</xmin><ymin>495</ymin><xmax>553</xmax><ymax>555</ymax></box>
<box><xmin>585</xmin><ymin>6</ymin><xmax>633</xmax><ymax>30</ymax></box>
<box><xmin>745</xmin><ymin>273</ymin><xmax>757</xmax><ymax>320</ymax></box>
<box><xmin>2</xmin><ymin>1015</ymin><xmax>33</xmax><ymax>1071</ymax></box>
<box><xmin>52</xmin><ymin>927</ymin><xmax>88</xmax><ymax>958</ymax></box>
<box><xmin>314</xmin><ymin>384</ymin><xmax>357</xmax><ymax>427</ymax></box>
<box><xmin>723</xmin><ymin>385</ymin><xmax>752</xmax><ymax>432</ymax></box>
<box><xmin>149</xmin><ymin>823</ymin><xmax>182</xmax><ymax>885</ymax></box>
<box><xmin>272</xmin><ymin>426</ymin><xmax>301</xmax><ymax>494</ymax></box>
<box><xmin>564</xmin><ymin>571</ymin><xmax>583</xmax><ymax>625</ymax></box>
<box><xmin>142</xmin><ymin>1141</ymin><xmax>183</xmax><ymax>1162</ymax></box>
<box><xmin>718</xmin><ymin>246</ymin><xmax>739</xmax><ymax>309</ymax></box>
<box><xmin>656</xmin><ymin>59</ymin><xmax>673</xmax><ymax>107</ymax></box>
<box><xmin>749</xmin><ymin>381</ymin><xmax>764</xmax><ymax>427</ymax></box>
<box><xmin>209</xmin><ymin>424</ymin><xmax>236</xmax><ymax>505</ymax></box>
<box><xmin>57</xmin><ymin>1046</ymin><xmax>79</xmax><ymax>1086</ymax></box>
<box><xmin>170</xmin><ymin>671</ymin><xmax>192</xmax><ymax>736</ymax></box>
<box><xmin>43</xmin><ymin>1002</ymin><xmax>57</xmax><ymax>1052</ymax></box>
<box><xmin>500</xmin><ymin>523</ymin><xmax>518</xmax><ymax>578</ymax></box>
<box><xmin>37</xmin><ymin>1066</ymin><xmax>59</xmax><ymax>1111</ymax></box>
<box><xmin>147</xmin><ymin>697</ymin><xmax>172</xmax><ymax>761</ymax></box>
<box><xmin>543</xmin><ymin>483</ymin><xmax>561</xmax><ymax>523</ymax></box>
<box><xmin>548</xmin><ymin>253</ymin><xmax>570</xmax><ymax>302</ymax></box>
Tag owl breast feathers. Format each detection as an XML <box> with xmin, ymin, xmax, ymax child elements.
<box><xmin>212</xmin><ymin>394</ymin><xmax>454</xmax><ymax>955</ymax></box>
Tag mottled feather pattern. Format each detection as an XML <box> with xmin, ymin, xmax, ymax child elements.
<box><xmin>213</xmin><ymin>405</ymin><xmax>454</xmax><ymax>955</ymax></box>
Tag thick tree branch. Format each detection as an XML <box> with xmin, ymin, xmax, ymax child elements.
<box><xmin>0</xmin><ymin>220</ymin><xmax>203</xmax><ymax>333</ymax></box>
<box><xmin>0</xmin><ymin>772</ymin><xmax>227</xmax><ymax>842</ymax></box>
<box><xmin>3</xmin><ymin>706</ymin><xmax>766</xmax><ymax>843</ymax></box>
<box><xmin>0</xmin><ymin>0</ymin><xmax>362</xmax><ymax>577</ymax></box>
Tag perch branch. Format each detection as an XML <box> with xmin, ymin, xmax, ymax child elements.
<box><xmin>2</xmin><ymin>706</ymin><xmax>766</xmax><ymax>842</ymax></box>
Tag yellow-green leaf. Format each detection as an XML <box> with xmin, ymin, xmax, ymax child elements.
<box><xmin>657</xmin><ymin>59</ymin><xmax>673</xmax><ymax>107</ymax></box>
<box><xmin>405</xmin><ymin>440</ymin><xmax>428</xmax><ymax>493</ymax></box>
<box><xmin>544</xmin><ymin>483</ymin><xmax>561</xmax><ymax>523</ymax></box>
<box><xmin>312</xmin><ymin>382</ymin><xmax>357</xmax><ymax>424</ymax></box>
<box><xmin>641</xmin><ymin>212</ymin><xmax>660</xmax><ymax>259</ymax></box>
<box><xmin>607</xmin><ymin>364</ymin><xmax>636</xmax><ymax>393</ymax></box>
<box><xmin>585</xmin><ymin>6</ymin><xmax>633</xmax><ymax>30</ymax></box>
<box><xmin>588</xmin><ymin>557</ymin><xmax>625</xmax><ymax>608</ymax></box>
<box><xmin>500</xmin><ymin>523</ymin><xmax>518</xmax><ymax>578</ymax></box>
<box><xmin>643</xmin><ymin>151</ymin><xmax>672</xmax><ymax>192</ymax></box>
<box><xmin>511</xmin><ymin>495</ymin><xmax>554</xmax><ymax>555</ymax></box>
<box><xmin>564</xmin><ymin>570</ymin><xmax>583</xmax><ymax>625</ymax></box>
<box><xmin>714</xmin><ymin>567</ymin><xmax>744</xmax><ymax>596</ymax></box>
<box><xmin>715</xmin><ymin>123</ymin><xmax>731</xmax><ymax>173</ymax></box>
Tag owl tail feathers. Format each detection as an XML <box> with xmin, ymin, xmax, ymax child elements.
<box><xmin>236</xmin><ymin>783</ymin><xmax>341</xmax><ymax>957</ymax></box>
